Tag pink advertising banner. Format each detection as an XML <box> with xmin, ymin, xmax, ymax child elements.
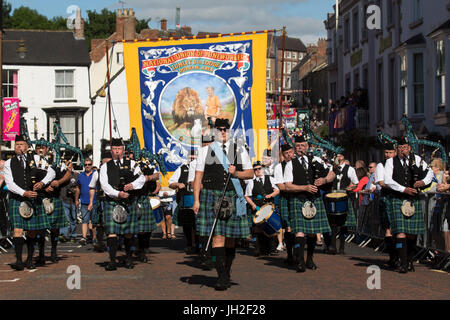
<box><xmin>2</xmin><ymin>98</ymin><xmax>20</xmax><ymax>141</ymax></box>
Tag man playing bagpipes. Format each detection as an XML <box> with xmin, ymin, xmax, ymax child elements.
<box><xmin>99</xmin><ymin>138</ymin><xmax>146</xmax><ymax>271</ymax></box>
<box><xmin>384</xmin><ymin>136</ymin><xmax>433</xmax><ymax>273</ymax></box>
<box><xmin>4</xmin><ymin>134</ymin><xmax>55</xmax><ymax>270</ymax></box>
<box><xmin>374</xmin><ymin>140</ymin><xmax>399</xmax><ymax>269</ymax></box>
<box><xmin>283</xmin><ymin>135</ymin><xmax>335</xmax><ymax>272</ymax></box>
<box><xmin>192</xmin><ymin>118</ymin><xmax>254</xmax><ymax>291</ymax></box>
<box><xmin>34</xmin><ymin>138</ymin><xmax>73</xmax><ymax>265</ymax></box>
<box><xmin>244</xmin><ymin>161</ymin><xmax>279</xmax><ymax>257</ymax></box>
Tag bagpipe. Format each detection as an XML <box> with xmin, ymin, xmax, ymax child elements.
<box><xmin>19</xmin><ymin>116</ymin><xmax>84</xmax><ymax>168</ymax></box>
<box><xmin>126</xmin><ymin>128</ymin><xmax>167</xmax><ymax>176</ymax></box>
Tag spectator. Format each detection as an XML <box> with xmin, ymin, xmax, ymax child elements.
<box><xmin>59</xmin><ymin>170</ymin><xmax>79</xmax><ymax>242</ymax></box>
<box><xmin>76</xmin><ymin>158</ymin><xmax>98</xmax><ymax>246</ymax></box>
<box><xmin>353</xmin><ymin>167</ymin><xmax>369</xmax><ymax>208</ymax></box>
<box><xmin>355</xmin><ymin>160</ymin><xmax>366</xmax><ymax>170</ymax></box>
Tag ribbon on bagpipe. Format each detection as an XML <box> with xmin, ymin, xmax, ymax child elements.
<box><xmin>126</xmin><ymin>128</ymin><xmax>167</xmax><ymax>175</ymax></box>
<box><xmin>300</xmin><ymin>113</ymin><xmax>344</xmax><ymax>156</ymax></box>
<box><xmin>19</xmin><ymin>117</ymin><xmax>84</xmax><ymax>167</ymax></box>
<box><xmin>400</xmin><ymin>115</ymin><xmax>448</xmax><ymax>164</ymax></box>
<box><xmin>377</xmin><ymin>128</ymin><xmax>398</xmax><ymax>146</ymax></box>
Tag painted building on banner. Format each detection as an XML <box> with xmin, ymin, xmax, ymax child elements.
<box><xmin>325</xmin><ymin>0</ymin><xmax>450</xmax><ymax>161</ymax></box>
<box><xmin>1</xmin><ymin>25</ymin><xmax>90</xmax><ymax>159</ymax></box>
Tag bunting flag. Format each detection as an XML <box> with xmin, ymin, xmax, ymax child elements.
<box><xmin>123</xmin><ymin>33</ymin><xmax>268</xmax><ymax>179</ymax></box>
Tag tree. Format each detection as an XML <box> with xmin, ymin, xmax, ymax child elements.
<box><xmin>1</xmin><ymin>0</ymin><xmax>12</xmax><ymax>29</ymax></box>
<box><xmin>8</xmin><ymin>6</ymin><xmax>53</xmax><ymax>30</ymax></box>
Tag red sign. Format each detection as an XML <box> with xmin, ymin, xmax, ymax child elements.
<box><xmin>2</xmin><ymin>98</ymin><xmax>20</xmax><ymax>141</ymax></box>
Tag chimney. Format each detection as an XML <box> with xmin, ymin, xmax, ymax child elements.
<box><xmin>116</xmin><ymin>8</ymin><xmax>136</xmax><ymax>41</ymax></box>
<box><xmin>161</xmin><ymin>19</ymin><xmax>167</xmax><ymax>31</ymax></box>
<box><xmin>73</xmin><ymin>7</ymin><xmax>85</xmax><ymax>39</ymax></box>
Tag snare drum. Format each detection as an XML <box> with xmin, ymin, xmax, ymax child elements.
<box><xmin>158</xmin><ymin>187</ymin><xmax>176</xmax><ymax>203</ymax></box>
<box><xmin>253</xmin><ymin>203</ymin><xmax>282</xmax><ymax>237</ymax></box>
<box><xmin>325</xmin><ymin>192</ymin><xmax>348</xmax><ymax>215</ymax></box>
<box><xmin>150</xmin><ymin>197</ymin><xmax>163</xmax><ymax>226</ymax></box>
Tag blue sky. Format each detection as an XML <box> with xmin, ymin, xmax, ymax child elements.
<box><xmin>8</xmin><ymin>0</ymin><xmax>335</xmax><ymax>45</ymax></box>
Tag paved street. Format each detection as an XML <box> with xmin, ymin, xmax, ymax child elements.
<box><xmin>0</xmin><ymin>229</ymin><xmax>448</xmax><ymax>300</ymax></box>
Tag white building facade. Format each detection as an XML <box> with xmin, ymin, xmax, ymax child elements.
<box><xmin>325</xmin><ymin>0</ymin><xmax>450</xmax><ymax>154</ymax></box>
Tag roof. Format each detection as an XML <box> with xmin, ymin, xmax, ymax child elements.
<box><xmin>267</xmin><ymin>34</ymin><xmax>307</xmax><ymax>58</ymax></box>
<box><xmin>3</xmin><ymin>29</ymin><xmax>90</xmax><ymax>66</ymax></box>
<box><xmin>402</xmin><ymin>33</ymin><xmax>426</xmax><ymax>46</ymax></box>
<box><xmin>428</xmin><ymin>18</ymin><xmax>450</xmax><ymax>36</ymax></box>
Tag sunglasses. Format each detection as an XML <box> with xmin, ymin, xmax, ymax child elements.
<box><xmin>85</xmin><ymin>163</ymin><xmax>92</xmax><ymax>167</ymax></box>
<box><xmin>254</xmin><ymin>167</ymin><xmax>263</xmax><ymax>171</ymax></box>
<box><xmin>216</xmin><ymin>127</ymin><xmax>228</xmax><ymax>132</ymax></box>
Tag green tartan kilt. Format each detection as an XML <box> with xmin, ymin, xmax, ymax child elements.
<box><xmin>280</xmin><ymin>195</ymin><xmax>290</xmax><ymax>229</ymax></box>
<box><xmin>197</xmin><ymin>189</ymin><xmax>250</xmax><ymax>239</ymax></box>
<box><xmin>289</xmin><ymin>197</ymin><xmax>331</xmax><ymax>234</ymax></box>
<box><xmin>390</xmin><ymin>197</ymin><xmax>425</xmax><ymax>235</ymax></box>
<box><xmin>104</xmin><ymin>200</ymin><xmax>139</xmax><ymax>235</ymax></box>
<box><xmin>137</xmin><ymin>196</ymin><xmax>157</xmax><ymax>233</ymax></box>
<box><xmin>345</xmin><ymin>198</ymin><xmax>357</xmax><ymax>227</ymax></box>
<box><xmin>378</xmin><ymin>195</ymin><xmax>392</xmax><ymax>230</ymax></box>
<box><xmin>46</xmin><ymin>197</ymin><xmax>67</xmax><ymax>229</ymax></box>
<box><xmin>172</xmin><ymin>205</ymin><xmax>179</xmax><ymax>226</ymax></box>
<box><xmin>9</xmin><ymin>198</ymin><xmax>50</xmax><ymax>231</ymax></box>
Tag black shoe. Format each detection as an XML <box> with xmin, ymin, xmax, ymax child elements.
<box><xmin>59</xmin><ymin>235</ymin><xmax>68</xmax><ymax>243</ymax></box>
<box><xmin>305</xmin><ymin>257</ymin><xmax>317</xmax><ymax>270</ymax></box>
<box><xmin>11</xmin><ymin>262</ymin><xmax>24</xmax><ymax>271</ymax></box>
<box><xmin>50</xmin><ymin>251</ymin><xmax>58</xmax><ymax>263</ymax></box>
<box><xmin>253</xmin><ymin>250</ymin><xmax>261</xmax><ymax>257</ymax></box>
<box><xmin>202</xmin><ymin>258</ymin><xmax>214</xmax><ymax>271</ymax></box>
<box><xmin>296</xmin><ymin>261</ymin><xmax>306</xmax><ymax>273</ymax></box>
<box><xmin>105</xmin><ymin>261</ymin><xmax>117</xmax><ymax>271</ymax></box>
<box><xmin>138</xmin><ymin>251</ymin><xmax>148</xmax><ymax>263</ymax></box>
<box><xmin>25</xmin><ymin>259</ymin><xmax>36</xmax><ymax>270</ymax></box>
<box><xmin>328</xmin><ymin>247</ymin><xmax>337</xmax><ymax>255</ymax></box>
<box><xmin>214</xmin><ymin>277</ymin><xmax>228</xmax><ymax>291</ymax></box>
<box><xmin>407</xmin><ymin>261</ymin><xmax>415</xmax><ymax>272</ymax></box>
<box><xmin>338</xmin><ymin>249</ymin><xmax>346</xmax><ymax>255</ymax></box>
<box><xmin>124</xmin><ymin>257</ymin><xmax>134</xmax><ymax>269</ymax></box>
<box><xmin>93</xmin><ymin>242</ymin><xmax>106</xmax><ymax>253</ymax></box>
<box><xmin>398</xmin><ymin>265</ymin><xmax>408</xmax><ymax>274</ymax></box>
<box><xmin>184</xmin><ymin>246</ymin><xmax>194</xmax><ymax>254</ymax></box>
<box><xmin>35</xmin><ymin>256</ymin><xmax>46</xmax><ymax>266</ymax></box>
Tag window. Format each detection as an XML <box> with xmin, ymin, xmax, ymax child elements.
<box><xmin>345</xmin><ymin>73</ymin><xmax>351</xmax><ymax>95</ymax></box>
<box><xmin>48</xmin><ymin>112</ymin><xmax>83</xmax><ymax>148</ymax></box>
<box><xmin>412</xmin><ymin>0</ymin><xmax>423</xmax><ymax>22</ymax></box>
<box><xmin>266</xmin><ymin>80</ymin><xmax>272</xmax><ymax>92</ymax></box>
<box><xmin>413</xmin><ymin>53</ymin><xmax>424</xmax><ymax>114</ymax></box>
<box><xmin>287</xmin><ymin>62</ymin><xmax>291</xmax><ymax>74</ymax></box>
<box><xmin>330</xmin><ymin>82</ymin><xmax>337</xmax><ymax>102</ymax></box>
<box><xmin>292</xmin><ymin>52</ymin><xmax>297</xmax><ymax>59</ymax></box>
<box><xmin>389</xmin><ymin>56</ymin><xmax>398</xmax><ymax>120</ymax></box>
<box><xmin>363</xmin><ymin>65</ymin><xmax>368</xmax><ymax>90</ymax></box>
<box><xmin>2</xmin><ymin>69</ymin><xmax>18</xmax><ymax>98</ymax></box>
<box><xmin>284</xmin><ymin>77</ymin><xmax>291</xmax><ymax>89</ymax></box>
<box><xmin>377</xmin><ymin>60</ymin><xmax>384</xmax><ymax>123</ymax></box>
<box><xmin>400</xmin><ymin>55</ymin><xmax>408</xmax><ymax>115</ymax></box>
<box><xmin>55</xmin><ymin>70</ymin><xmax>74</xmax><ymax>99</ymax></box>
<box><xmin>353</xmin><ymin>68</ymin><xmax>360</xmax><ymax>89</ymax></box>
<box><xmin>352</xmin><ymin>10</ymin><xmax>359</xmax><ymax>45</ymax></box>
<box><xmin>387</xmin><ymin>0</ymin><xmax>394</xmax><ymax>26</ymax></box>
<box><xmin>436</xmin><ymin>40</ymin><xmax>446</xmax><ymax>109</ymax></box>
<box><xmin>116</xmin><ymin>52</ymin><xmax>124</xmax><ymax>65</ymax></box>
<box><xmin>266</xmin><ymin>58</ymin><xmax>271</xmax><ymax>79</ymax></box>
<box><xmin>344</xmin><ymin>16</ymin><xmax>350</xmax><ymax>51</ymax></box>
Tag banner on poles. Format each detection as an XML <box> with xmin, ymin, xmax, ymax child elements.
<box><xmin>2</xmin><ymin>98</ymin><xmax>20</xmax><ymax>141</ymax></box>
<box><xmin>124</xmin><ymin>33</ymin><xmax>268</xmax><ymax>173</ymax></box>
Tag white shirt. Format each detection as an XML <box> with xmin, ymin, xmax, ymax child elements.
<box><xmin>4</xmin><ymin>154</ymin><xmax>56</xmax><ymax>197</ymax></box>
<box><xmin>337</xmin><ymin>163</ymin><xmax>359</xmax><ymax>185</ymax></box>
<box><xmin>99</xmin><ymin>158</ymin><xmax>146</xmax><ymax>198</ymax></box>
<box><xmin>245</xmin><ymin>175</ymin><xmax>278</xmax><ymax>197</ymax></box>
<box><xmin>375</xmin><ymin>162</ymin><xmax>385</xmax><ymax>184</ymax></box>
<box><xmin>384</xmin><ymin>155</ymin><xmax>433</xmax><ymax>193</ymax></box>
<box><xmin>283</xmin><ymin>156</ymin><xmax>330</xmax><ymax>183</ymax></box>
<box><xmin>188</xmin><ymin>159</ymin><xmax>197</xmax><ymax>183</ymax></box>
<box><xmin>273</xmin><ymin>163</ymin><xmax>284</xmax><ymax>186</ymax></box>
<box><xmin>89</xmin><ymin>170</ymin><xmax>99</xmax><ymax>189</ymax></box>
<box><xmin>195</xmin><ymin>140</ymin><xmax>252</xmax><ymax>172</ymax></box>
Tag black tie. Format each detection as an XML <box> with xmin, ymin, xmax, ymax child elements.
<box><xmin>301</xmin><ymin>157</ymin><xmax>308</xmax><ymax>170</ymax></box>
<box><xmin>222</xmin><ymin>144</ymin><xmax>227</xmax><ymax>156</ymax></box>
<box><xmin>20</xmin><ymin>155</ymin><xmax>26</xmax><ymax>169</ymax></box>
<box><xmin>115</xmin><ymin>160</ymin><xmax>120</xmax><ymax>169</ymax></box>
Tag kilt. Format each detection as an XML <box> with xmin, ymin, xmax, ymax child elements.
<box><xmin>137</xmin><ymin>196</ymin><xmax>157</xmax><ymax>233</ymax></box>
<box><xmin>9</xmin><ymin>198</ymin><xmax>50</xmax><ymax>231</ymax></box>
<box><xmin>345</xmin><ymin>198</ymin><xmax>357</xmax><ymax>227</ymax></box>
<box><xmin>197</xmin><ymin>189</ymin><xmax>250</xmax><ymax>239</ymax></box>
<box><xmin>103</xmin><ymin>199</ymin><xmax>139</xmax><ymax>235</ymax></box>
<box><xmin>47</xmin><ymin>197</ymin><xmax>68</xmax><ymax>229</ymax></box>
<box><xmin>390</xmin><ymin>197</ymin><xmax>425</xmax><ymax>235</ymax></box>
<box><xmin>279</xmin><ymin>195</ymin><xmax>290</xmax><ymax>229</ymax></box>
<box><xmin>378</xmin><ymin>195</ymin><xmax>392</xmax><ymax>230</ymax></box>
<box><xmin>172</xmin><ymin>205</ymin><xmax>179</xmax><ymax>226</ymax></box>
<box><xmin>289</xmin><ymin>197</ymin><xmax>331</xmax><ymax>234</ymax></box>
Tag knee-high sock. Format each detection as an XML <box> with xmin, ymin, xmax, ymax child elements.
<box><xmin>285</xmin><ymin>231</ymin><xmax>294</xmax><ymax>259</ymax></box>
<box><xmin>26</xmin><ymin>237</ymin><xmax>36</xmax><ymax>261</ymax></box>
<box><xmin>406</xmin><ymin>237</ymin><xmax>417</xmax><ymax>262</ymax></box>
<box><xmin>144</xmin><ymin>232</ymin><xmax>151</xmax><ymax>249</ymax></box>
<box><xmin>50</xmin><ymin>230</ymin><xmax>59</xmax><ymax>250</ymax></box>
<box><xmin>97</xmin><ymin>226</ymin><xmax>104</xmax><ymax>244</ymax></box>
<box><xmin>225</xmin><ymin>247</ymin><xmax>236</xmax><ymax>279</ymax></box>
<box><xmin>124</xmin><ymin>237</ymin><xmax>133</xmax><ymax>258</ymax></box>
<box><xmin>107</xmin><ymin>237</ymin><xmax>118</xmax><ymax>262</ymax></box>
<box><xmin>37</xmin><ymin>231</ymin><xmax>45</xmax><ymax>257</ymax></box>
<box><xmin>385</xmin><ymin>236</ymin><xmax>396</xmax><ymax>261</ymax></box>
<box><xmin>137</xmin><ymin>233</ymin><xmax>146</xmax><ymax>251</ymax></box>
<box><xmin>306</xmin><ymin>236</ymin><xmax>316</xmax><ymax>259</ymax></box>
<box><xmin>330</xmin><ymin>225</ymin><xmax>338</xmax><ymax>250</ymax></box>
<box><xmin>13</xmin><ymin>237</ymin><xmax>24</xmax><ymax>263</ymax></box>
<box><xmin>339</xmin><ymin>226</ymin><xmax>347</xmax><ymax>250</ymax></box>
<box><xmin>323</xmin><ymin>231</ymin><xmax>331</xmax><ymax>248</ymax></box>
<box><xmin>294</xmin><ymin>237</ymin><xmax>306</xmax><ymax>265</ymax></box>
<box><xmin>396</xmin><ymin>238</ymin><xmax>407</xmax><ymax>268</ymax></box>
<box><xmin>183</xmin><ymin>225</ymin><xmax>193</xmax><ymax>247</ymax></box>
<box><xmin>212</xmin><ymin>247</ymin><xmax>226</xmax><ymax>279</ymax></box>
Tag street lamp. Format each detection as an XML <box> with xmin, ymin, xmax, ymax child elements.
<box><xmin>16</xmin><ymin>39</ymin><xmax>27</xmax><ymax>59</ymax></box>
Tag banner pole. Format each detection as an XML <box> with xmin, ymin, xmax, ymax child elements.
<box><xmin>105</xmin><ymin>42</ymin><xmax>113</xmax><ymax>146</ymax></box>
<box><xmin>278</xmin><ymin>26</ymin><xmax>286</xmax><ymax>148</ymax></box>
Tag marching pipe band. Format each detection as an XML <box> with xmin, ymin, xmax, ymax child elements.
<box><xmin>2</xmin><ymin>115</ymin><xmax>445</xmax><ymax>290</ymax></box>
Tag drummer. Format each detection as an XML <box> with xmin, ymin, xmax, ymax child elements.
<box><xmin>169</xmin><ymin>149</ymin><xmax>197</xmax><ymax>253</ymax></box>
<box><xmin>283</xmin><ymin>135</ymin><xmax>334</xmax><ymax>272</ymax></box>
<box><xmin>244</xmin><ymin>161</ymin><xmax>279</xmax><ymax>257</ymax></box>
<box><xmin>326</xmin><ymin>152</ymin><xmax>359</xmax><ymax>255</ymax></box>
